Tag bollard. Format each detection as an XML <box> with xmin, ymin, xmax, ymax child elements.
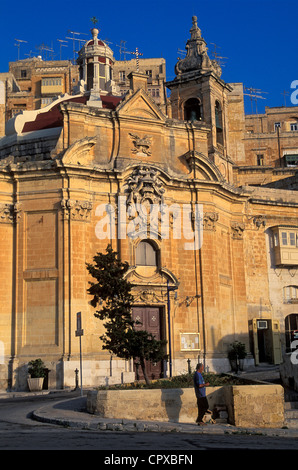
<box><xmin>74</xmin><ymin>368</ymin><xmax>79</xmax><ymax>390</ymax></box>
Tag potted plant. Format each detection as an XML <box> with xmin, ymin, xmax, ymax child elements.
<box><xmin>228</xmin><ymin>345</ymin><xmax>238</xmax><ymax>372</ymax></box>
<box><xmin>228</xmin><ymin>341</ymin><xmax>247</xmax><ymax>372</ymax></box>
<box><xmin>235</xmin><ymin>341</ymin><xmax>247</xmax><ymax>371</ymax></box>
<box><xmin>27</xmin><ymin>358</ymin><xmax>46</xmax><ymax>391</ymax></box>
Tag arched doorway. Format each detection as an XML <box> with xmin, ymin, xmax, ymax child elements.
<box><xmin>129</xmin><ymin>241</ymin><xmax>179</xmax><ymax>380</ymax></box>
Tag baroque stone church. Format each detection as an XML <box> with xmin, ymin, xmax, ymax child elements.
<box><xmin>0</xmin><ymin>17</ymin><xmax>297</xmax><ymax>390</ymax></box>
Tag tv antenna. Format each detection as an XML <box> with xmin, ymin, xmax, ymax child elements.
<box><xmin>57</xmin><ymin>39</ymin><xmax>68</xmax><ymax>60</ymax></box>
<box><xmin>244</xmin><ymin>86</ymin><xmax>269</xmax><ymax>156</ymax></box>
<box><xmin>36</xmin><ymin>43</ymin><xmax>54</xmax><ymax>61</ymax></box>
<box><xmin>244</xmin><ymin>86</ymin><xmax>268</xmax><ymax>114</ymax></box>
<box><xmin>210</xmin><ymin>43</ymin><xmax>228</xmax><ymax>67</ymax></box>
<box><xmin>117</xmin><ymin>40</ymin><xmax>127</xmax><ymax>60</ymax></box>
<box><xmin>177</xmin><ymin>48</ymin><xmax>186</xmax><ymax>60</ymax></box>
<box><xmin>103</xmin><ymin>38</ymin><xmax>113</xmax><ymax>46</ymax></box>
<box><xmin>24</xmin><ymin>50</ymin><xmax>34</xmax><ymax>59</ymax></box>
<box><xmin>14</xmin><ymin>39</ymin><xmax>28</xmax><ymax>60</ymax></box>
<box><xmin>66</xmin><ymin>30</ymin><xmax>88</xmax><ymax>63</ymax></box>
<box><xmin>281</xmin><ymin>90</ymin><xmax>289</xmax><ymax>107</ymax></box>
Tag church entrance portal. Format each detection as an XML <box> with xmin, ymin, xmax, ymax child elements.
<box><xmin>132</xmin><ymin>306</ymin><xmax>165</xmax><ymax>380</ymax></box>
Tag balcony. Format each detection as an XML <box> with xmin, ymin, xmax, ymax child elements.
<box><xmin>41</xmin><ymin>77</ymin><xmax>63</xmax><ymax>96</ymax></box>
<box><xmin>271</xmin><ymin>226</ymin><xmax>298</xmax><ymax>266</ymax></box>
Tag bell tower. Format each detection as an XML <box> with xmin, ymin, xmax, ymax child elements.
<box><xmin>166</xmin><ymin>16</ymin><xmax>233</xmax><ymax>173</ymax></box>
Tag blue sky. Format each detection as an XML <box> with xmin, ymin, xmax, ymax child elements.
<box><xmin>1</xmin><ymin>0</ymin><xmax>297</xmax><ymax>113</ymax></box>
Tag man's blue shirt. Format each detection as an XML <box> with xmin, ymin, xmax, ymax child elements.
<box><xmin>194</xmin><ymin>371</ymin><xmax>205</xmax><ymax>398</ymax></box>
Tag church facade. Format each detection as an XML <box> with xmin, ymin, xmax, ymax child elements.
<box><xmin>0</xmin><ymin>18</ymin><xmax>297</xmax><ymax>390</ymax></box>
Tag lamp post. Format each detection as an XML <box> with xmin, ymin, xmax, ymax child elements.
<box><xmin>75</xmin><ymin>312</ymin><xmax>84</xmax><ymax>396</ymax></box>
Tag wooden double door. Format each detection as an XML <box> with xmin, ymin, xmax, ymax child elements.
<box><xmin>132</xmin><ymin>306</ymin><xmax>164</xmax><ymax>380</ymax></box>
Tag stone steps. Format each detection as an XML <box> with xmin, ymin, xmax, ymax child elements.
<box><xmin>211</xmin><ymin>404</ymin><xmax>228</xmax><ymax>424</ymax></box>
<box><xmin>285</xmin><ymin>402</ymin><xmax>298</xmax><ymax>428</ymax></box>
<box><xmin>285</xmin><ymin>401</ymin><xmax>298</xmax><ymax>409</ymax></box>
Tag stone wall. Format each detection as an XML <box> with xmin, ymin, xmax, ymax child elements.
<box><xmin>87</xmin><ymin>387</ymin><xmax>225</xmax><ymax>424</ymax></box>
<box><xmin>280</xmin><ymin>354</ymin><xmax>298</xmax><ymax>392</ymax></box>
<box><xmin>87</xmin><ymin>384</ymin><xmax>285</xmax><ymax>428</ymax></box>
<box><xmin>224</xmin><ymin>384</ymin><xmax>284</xmax><ymax>428</ymax></box>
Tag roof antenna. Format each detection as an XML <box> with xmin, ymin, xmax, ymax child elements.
<box><xmin>281</xmin><ymin>90</ymin><xmax>289</xmax><ymax>107</ymax></box>
<box><xmin>14</xmin><ymin>39</ymin><xmax>28</xmax><ymax>60</ymax></box>
<box><xmin>117</xmin><ymin>40</ymin><xmax>127</xmax><ymax>60</ymax></box>
<box><xmin>57</xmin><ymin>39</ymin><xmax>68</xmax><ymax>60</ymax></box>
<box><xmin>66</xmin><ymin>30</ymin><xmax>88</xmax><ymax>64</ymax></box>
<box><xmin>210</xmin><ymin>43</ymin><xmax>228</xmax><ymax>67</ymax></box>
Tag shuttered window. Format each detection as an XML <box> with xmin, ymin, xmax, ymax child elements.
<box><xmin>136</xmin><ymin>240</ymin><xmax>157</xmax><ymax>266</ymax></box>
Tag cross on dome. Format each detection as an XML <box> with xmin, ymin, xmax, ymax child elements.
<box><xmin>90</xmin><ymin>16</ymin><xmax>99</xmax><ymax>26</ymax></box>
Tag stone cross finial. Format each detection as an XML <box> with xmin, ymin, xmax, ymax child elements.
<box><xmin>90</xmin><ymin>16</ymin><xmax>98</xmax><ymax>25</ymax></box>
<box><xmin>190</xmin><ymin>15</ymin><xmax>201</xmax><ymax>38</ymax></box>
<box><xmin>129</xmin><ymin>47</ymin><xmax>143</xmax><ymax>72</ymax></box>
<box><xmin>90</xmin><ymin>17</ymin><xmax>100</xmax><ymax>41</ymax></box>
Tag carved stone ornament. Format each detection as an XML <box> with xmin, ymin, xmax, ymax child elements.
<box><xmin>0</xmin><ymin>203</ymin><xmax>22</xmax><ymax>224</ymax></box>
<box><xmin>253</xmin><ymin>215</ymin><xmax>266</xmax><ymax>229</ymax></box>
<box><xmin>126</xmin><ymin>166</ymin><xmax>165</xmax><ymax>208</ymax></box>
<box><xmin>133</xmin><ymin>289</ymin><xmax>163</xmax><ymax>304</ymax></box>
<box><xmin>61</xmin><ymin>199</ymin><xmax>93</xmax><ymax>221</ymax></box>
<box><xmin>129</xmin><ymin>133</ymin><xmax>152</xmax><ymax>157</ymax></box>
<box><xmin>203</xmin><ymin>212</ymin><xmax>219</xmax><ymax>231</ymax></box>
<box><xmin>231</xmin><ymin>221</ymin><xmax>245</xmax><ymax>239</ymax></box>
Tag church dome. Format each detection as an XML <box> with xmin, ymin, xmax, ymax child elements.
<box><xmin>76</xmin><ymin>25</ymin><xmax>121</xmax><ymax>99</ymax></box>
<box><xmin>85</xmin><ymin>28</ymin><xmax>108</xmax><ymax>48</ymax></box>
<box><xmin>78</xmin><ymin>28</ymin><xmax>114</xmax><ymax>63</ymax></box>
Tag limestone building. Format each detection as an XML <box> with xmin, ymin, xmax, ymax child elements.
<box><xmin>244</xmin><ymin>106</ymin><xmax>298</xmax><ymax>169</ymax></box>
<box><xmin>232</xmin><ymin>99</ymin><xmax>298</xmax><ymax>187</ymax></box>
<box><xmin>0</xmin><ymin>51</ymin><xmax>166</xmax><ymax>136</ymax></box>
<box><xmin>0</xmin><ymin>18</ymin><xmax>297</xmax><ymax>390</ymax></box>
<box><xmin>113</xmin><ymin>57</ymin><xmax>166</xmax><ymax>107</ymax></box>
<box><xmin>2</xmin><ymin>58</ymin><xmax>79</xmax><ymax>117</ymax></box>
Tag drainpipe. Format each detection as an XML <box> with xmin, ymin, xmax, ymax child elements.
<box><xmin>167</xmin><ymin>280</ymin><xmax>172</xmax><ymax>378</ymax></box>
<box><xmin>190</xmin><ymin>122</ymin><xmax>206</xmax><ymax>368</ymax></box>
<box><xmin>277</xmin><ymin>125</ymin><xmax>282</xmax><ymax>167</ymax></box>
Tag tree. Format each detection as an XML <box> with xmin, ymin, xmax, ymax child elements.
<box><xmin>86</xmin><ymin>244</ymin><xmax>167</xmax><ymax>385</ymax></box>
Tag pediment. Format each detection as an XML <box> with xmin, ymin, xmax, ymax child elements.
<box><xmin>58</xmin><ymin>136</ymin><xmax>97</xmax><ymax>165</ymax></box>
<box><xmin>183</xmin><ymin>150</ymin><xmax>225</xmax><ymax>182</ymax></box>
<box><xmin>116</xmin><ymin>89</ymin><xmax>166</xmax><ymax>122</ymax></box>
<box><xmin>125</xmin><ymin>265</ymin><xmax>179</xmax><ymax>288</ymax></box>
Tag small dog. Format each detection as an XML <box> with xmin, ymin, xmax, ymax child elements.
<box><xmin>196</xmin><ymin>409</ymin><xmax>216</xmax><ymax>425</ymax></box>
<box><xmin>202</xmin><ymin>410</ymin><xmax>216</xmax><ymax>424</ymax></box>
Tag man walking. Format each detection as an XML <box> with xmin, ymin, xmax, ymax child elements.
<box><xmin>193</xmin><ymin>363</ymin><xmax>210</xmax><ymax>425</ymax></box>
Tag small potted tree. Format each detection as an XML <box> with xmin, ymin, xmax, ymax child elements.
<box><xmin>228</xmin><ymin>344</ymin><xmax>238</xmax><ymax>372</ymax></box>
<box><xmin>228</xmin><ymin>341</ymin><xmax>247</xmax><ymax>372</ymax></box>
<box><xmin>236</xmin><ymin>342</ymin><xmax>247</xmax><ymax>371</ymax></box>
<box><xmin>27</xmin><ymin>358</ymin><xmax>46</xmax><ymax>391</ymax></box>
